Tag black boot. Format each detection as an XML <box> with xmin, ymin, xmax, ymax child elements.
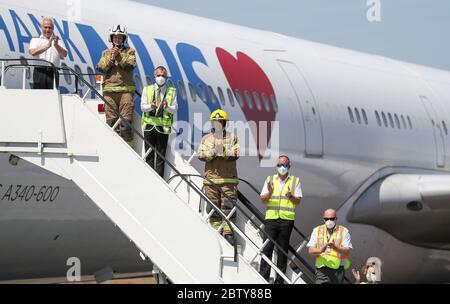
<box><xmin>224</xmin><ymin>234</ymin><xmax>235</xmax><ymax>246</ymax></box>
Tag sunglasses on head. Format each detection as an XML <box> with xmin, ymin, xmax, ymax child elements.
<box><xmin>323</xmin><ymin>217</ymin><xmax>336</xmax><ymax>221</ymax></box>
<box><xmin>277</xmin><ymin>163</ymin><xmax>289</xmax><ymax>168</ymax></box>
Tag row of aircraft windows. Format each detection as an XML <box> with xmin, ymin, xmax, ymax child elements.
<box><xmin>143</xmin><ymin>76</ymin><xmax>279</xmax><ymax>113</ymax></box>
<box><xmin>19</xmin><ymin>60</ymin><xmax>450</xmax><ymax>135</ymax></box>
<box><xmin>347</xmin><ymin>107</ymin><xmax>369</xmax><ymax>125</ymax></box>
<box><xmin>71</xmin><ymin>66</ymin><xmax>447</xmax><ymax>135</ymax></box>
<box><xmin>17</xmin><ymin>59</ymin><xmax>449</xmax><ymax>132</ymax></box>
<box><xmin>347</xmin><ymin>106</ymin><xmax>414</xmax><ymax>130</ymax></box>
<box><xmin>375</xmin><ymin>110</ymin><xmax>413</xmax><ymax>130</ymax></box>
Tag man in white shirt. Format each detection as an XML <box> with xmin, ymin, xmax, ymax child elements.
<box><xmin>140</xmin><ymin>66</ymin><xmax>178</xmax><ymax>178</ymax></box>
<box><xmin>259</xmin><ymin>155</ymin><xmax>303</xmax><ymax>283</ymax></box>
<box><xmin>307</xmin><ymin>209</ymin><xmax>353</xmax><ymax>284</ymax></box>
<box><xmin>28</xmin><ymin>18</ymin><xmax>67</xmax><ymax>89</ymax></box>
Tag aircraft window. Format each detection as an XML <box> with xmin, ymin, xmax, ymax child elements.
<box><xmin>178</xmin><ymin>80</ymin><xmax>187</xmax><ymax>100</ymax></box>
<box><xmin>271</xmin><ymin>94</ymin><xmax>278</xmax><ymax>113</ymax></box>
<box><xmin>218</xmin><ymin>87</ymin><xmax>226</xmax><ymax>106</ymax></box>
<box><xmin>188</xmin><ymin>82</ymin><xmax>196</xmax><ymax>102</ymax></box>
<box><xmin>227</xmin><ymin>88</ymin><xmax>235</xmax><ymax>107</ymax></box>
<box><xmin>443</xmin><ymin>121</ymin><xmax>448</xmax><ymax>135</ymax></box>
<box><xmin>262</xmin><ymin>93</ymin><xmax>271</xmax><ymax>112</ymax></box>
<box><xmin>354</xmin><ymin>108</ymin><xmax>361</xmax><ymax>124</ymax></box>
<box><xmin>198</xmin><ymin>84</ymin><xmax>207</xmax><ymax>103</ymax></box>
<box><xmin>134</xmin><ymin>75</ymin><xmax>143</xmax><ymax>94</ymax></box>
<box><xmin>394</xmin><ymin>114</ymin><xmax>401</xmax><ymax>129</ymax></box>
<box><xmin>401</xmin><ymin>115</ymin><xmax>407</xmax><ymax>129</ymax></box>
<box><xmin>381</xmin><ymin>112</ymin><xmax>388</xmax><ymax>127</ymax></box>
<box><xmin>74</xmin><ymin>65</ymin><xmax>84</xmax><ymax>87</ymax></box>
<box><xmin>253</xmin><ymin>92</ymin><xmax>263</xmax><ymax>111</ymax></box>
<box><xmin>361</xmin><ymin>109</ymin><xmax>368</xmax><ymax>124</ymax></box>
<box><xmin>146</xmin><ymin>75</ymin><xmax>153</xmax><ymax>85</ymax></box>
<box><xmin>387</xmin><ymin>113</ymin><xmax>394</xmax><ymax>128</ymax></box>
<box><xmin>407</xmin><ymin>116</ymin><xmax>413</xmax><ymax>129</ymax></box>
<box><xmin>235</xmin><ymin>89</ymin><xmax>244</xmax><ymax>108</ymax></box>
<box><xmin>347</xmin><ymin>107</ymin><xmax>355</xmax><ymax>123</ymax></box>
<box><xmin>375</xmin><ymin>111</ymin><xmax>381</xmax><ymax>126</ymax></box>
<box><xmin>86</xmin><ymin>66</ymin><xmax>96</xmax><ymax>86</ymax></box>
<box><xmin>244</xmin><ymin>90</ymin><xmax>253</xmax><ymax>109</ymax></box>
<box><xmin>208</xmin><ymin>85</ymin><xmax>218</xmax><ymax>104</ymax></box>
<box><xmin>61</xmin><ymin>63</ymin><xmax>72</xmax><ymax>85</ymax></box>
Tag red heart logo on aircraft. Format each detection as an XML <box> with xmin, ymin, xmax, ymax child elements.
<box><xmin>216</xmin><ymin>48</ymin><xmax>277</xmax><ymax>160</ymax></box>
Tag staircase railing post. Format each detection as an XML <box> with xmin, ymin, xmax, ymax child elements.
<box><xmin>1</xmin><ymin>60</ymin><xmax>5</xmax><ymax>86</ymax></box>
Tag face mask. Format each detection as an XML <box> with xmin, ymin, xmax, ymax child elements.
<box><xmin>366</xmin><ymin>272</ymin><xmax>377</xmax><ymax>283</ymax></box>
<box><xmin>325</xmin><ymin>220</ymin><xmax>336</xmax><ymax>229</ymax></box>
<box><xmin>277</xmin><ymin>166</ymin><xmax>288</xmax><ymax>176</ymax></box>
<box><xmin>155</xmin><ymin>76</ymin><xmax>166</xmax><ymax>86</ymax></box>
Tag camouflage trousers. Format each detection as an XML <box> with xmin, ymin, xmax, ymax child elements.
<box><xmin>104</xmin><ymin>92</ymin><xmax>134</xmax><ymax>144</ymax></box>
<box><xmin>203</xmin><ymin>184</ymin><xmax>237</xmax><ymax>236</ymax></box>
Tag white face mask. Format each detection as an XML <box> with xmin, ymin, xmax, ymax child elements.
<box><xmin>155</xmin><ymin>76</ymin><xmax>166</xmax><ymax>86</ymax></box>
<box><xmin>277</xmin><ymin>166</ymin><xmax>288</xmax><ymax>176</ymax></box>
<box><xmin>325</xmin><ymin>219</ymin><xmax>336</xmax><ymax>229</ymax></box>
<box><xmin>366</xmin><ymin>272</ymin><xmax>377</xmax><ymax>282</ymax></box>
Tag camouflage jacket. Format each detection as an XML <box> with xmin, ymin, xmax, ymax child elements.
<box><xmin>198</xmin><ymin>131</ymin><xmax>240</xmax><ymax>185</ymax></box>
<box><xmin>96</xmin><ymin>46</ymin><xmax>136</xmax><ymax>93</ymax></box>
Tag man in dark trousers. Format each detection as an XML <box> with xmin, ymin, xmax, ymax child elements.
<box><xmin>29</xmin><ymin>17</ymin><xmax>67</xmax><ymax>89</ymax></box>
<box><xmin>140</xmin><ymin>66</ymin><xmax>177</xmax><ymax>178</ymax></box>
<box><xmin>307</xmin><ymin>209</ymin><xmax>352</xmax><ymax>284</ymax></box>
<box><xmin>259</xmin><ymin>155</ymin><xmax>302</xmax><ymax>284</ymax></box>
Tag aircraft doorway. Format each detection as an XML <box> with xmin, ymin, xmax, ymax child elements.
<box><xmin>277</xmin><ymin>60</ymin><xmax>323</xmax><ymax>157</ymax></box>
<box><xmin>420</xmin><ymin>95</ymin><xmax>446</xmax><ymax>167</ymax></box>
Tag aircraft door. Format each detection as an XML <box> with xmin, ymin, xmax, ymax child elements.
<box><xmin>277</xmin><ymin>60</ymin><xmax>323</xmax><ymax>156</ymax></box>
<box><xmin>420</xmin><ymin>95</ymin><xmax>446</xmax><ymax>167</ymax></box>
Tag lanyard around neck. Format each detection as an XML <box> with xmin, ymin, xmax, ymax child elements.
<box><xmin>324</xmin><ymin>227</ymin><xmax>337</xmax><ymax>244</ymax></box>
<box><xmin>153</xmin><ymin>85</ymin><xmax>169</xmax><ymax>116</ymax></box>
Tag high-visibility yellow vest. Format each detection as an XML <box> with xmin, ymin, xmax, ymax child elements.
<box><xmin>142</xmin><ymin>84</ymin><xmax>177</xmax><ymax>134</ymax></box>
<box><xmin>315</xmin><ymin>224</ymin><xmax>351</xmax><ymax>270</ymax></box>
<box><xmin>265</xmin><ymin>175</ymin><xmax>299</xmax><ymax>221</ymax></box>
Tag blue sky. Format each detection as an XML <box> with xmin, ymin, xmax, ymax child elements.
<box><xmin>132</xmin><ymin>0</ymin><xmax>450</xmax><ymax>71</ymax></box>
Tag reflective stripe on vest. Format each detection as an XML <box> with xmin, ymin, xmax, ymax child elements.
<box><xmin>315</xmin><ymin>225</ymin><xmax>351</xmax><ymax>270</ymax></box>
<box><xmin>265</xmin><ymin>175</ymin><xmax>298</xmax><ymax>221</ymax></box>
<box><xmin>141</xmin><ymin>84</ymin><xmax>177</xmax><ymax>134</ymax></box>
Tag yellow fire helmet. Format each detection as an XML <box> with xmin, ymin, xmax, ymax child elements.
<box><xmin>210</xmin><ymin>109</ymin><xmax>229</xmax><ymax>121</ymax></box>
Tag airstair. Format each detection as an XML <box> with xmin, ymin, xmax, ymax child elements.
<box><xmin>0</xmin><ymin>59</ymin><xmax>316</xmax><ymax>284</ymax></box>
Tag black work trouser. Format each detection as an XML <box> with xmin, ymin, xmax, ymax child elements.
<box><xmin>315</xmin><ymin>266</ymin><xmax>345</xmax><ymax>284</ymax></box>
<box><xmin>259</xmin><ymin>218</ymin><xmax>294</xmax><ymax>284</ymax></box>
<box><xmin>144</xmin><ymin>127</ymin><xmax>169</xmax><ymax>178</ymax></box>
<box><xmin>33</xmin><ymin>67</ymin><xmax>59</xmax><ymax>89</ymax></box>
